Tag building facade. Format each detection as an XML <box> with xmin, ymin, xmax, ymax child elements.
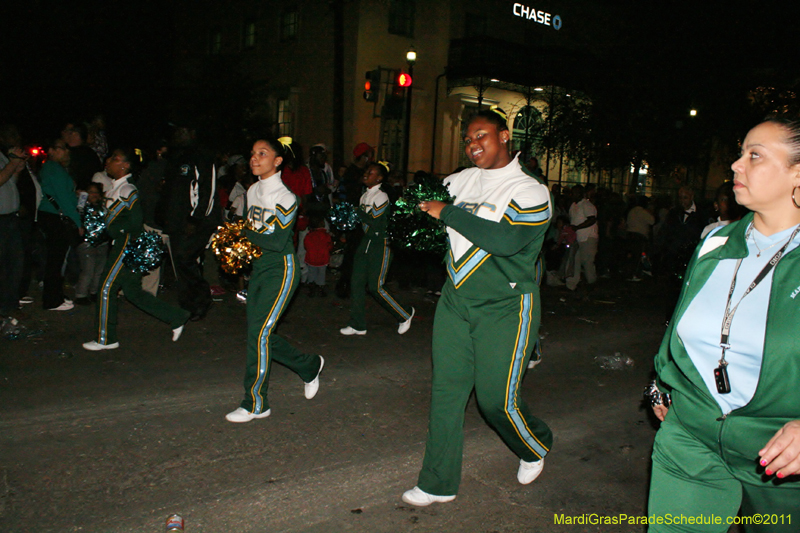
<box><xmin>172</xmin><ymin>0</ymin><xmax>732</xmax><ymax>197</ymax></box>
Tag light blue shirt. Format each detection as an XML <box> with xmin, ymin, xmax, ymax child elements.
<box><xmin>677</xmin><ymin>223</ymin><xmax>800</xmax><ymax>414</ymax></box>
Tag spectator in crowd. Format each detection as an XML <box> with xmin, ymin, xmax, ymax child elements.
<box><xmin>137</xmin><ymin>141</ymin><xmax>170</xmax><ymax>296</ymax></box>
<box><xmin>308</xmin><ymin>143</ymin><xmax>335</xmax><ymax>194</ymax></box>
<box><xmin>38</xmin><ymin>139</ymin><xmax>81</xmax><ymax>311</ymax></box>
<box><xmin>625</xmin><ymin>195</ymin><xmax>655</xmax><ymax>281</ymax></box>
<box><xmin>565</xmin><ymin>184</ymin><xmax>599</xmax><ymax>291</ymax></box>
<box><xmin>87</xmin><ymin>114</ymin><xmax>108</xmax><ymax>162</ymax></box>
<box><xmin>545</xmin><ymin>215</ymin><xmax>576</xmax><ymax>286</ymax></box>
<box><xmin>73</xmin><ymin>182</ymin><xmax>109</xmax><ymax>305</ymax></box>
<box><xmin>62</xmin><ymin>121</ymin><xmax>102</xmax><ymax>190</ymax></box>
<box><xmin>657</xmin><ymin>185</ymin><xmax>706</xmax><ymax>322</ymax></box>
<box><xmin>0</xmin><ymin>124</ymin><xmax>27</xmax><ymax>315</ymax></box>
<box><xmin>340</xmin><ymin>142</ymin><xmax>373</xmax><ymax>205</ymax></box>
<box><xmin>280</xmin><ymin>140</ymin><xmax>312</xmax><ymax>207</ymax></box>
<box><xmin>303</xmin><ymin>214</ymin><xmax>333</xmax><ymax>297</ymax></box>
<box><xmin>526</xmin><ymin>155</ymin><xmax>544</xmax><ymax>180</ymax></box>
<box><xmin>226</xmin><ymin>159</ymin><xmax>251</xmax><ymax>222</ymax></box>
<box><xmin>158</xmin><ymin>119</ymin><xmax>219</xmax><ymax>321</ymax></box>
<box><xmin>700</xmin><ymin>180</ymin><xmax>747</xmax><ymax>238</ymax></box>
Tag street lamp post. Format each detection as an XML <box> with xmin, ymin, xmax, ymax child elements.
<box><xmin>402</xmin><ymin>46</ymin><xmax>416</xmax><ymax>178</ymax></box>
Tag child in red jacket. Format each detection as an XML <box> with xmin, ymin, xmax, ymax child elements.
<box><xmin>303</xmin><ymin>214</ymin><xmax>333</xmax><ymax>297</ymax></box>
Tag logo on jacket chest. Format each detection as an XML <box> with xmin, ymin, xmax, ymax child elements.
<box><xmin>456</xmin><ymin>201</ymin><xmax>497</xmax><ymax>215</ymax></box>
<box><xmin>247</xmin><ymin>205</ymin><xmax>274</xmax><ymax>225</ymax></box>
<box><xmin>791</xmin><ymin>285</ymin><xmax>800</xmax><ymax>299</ymax></box>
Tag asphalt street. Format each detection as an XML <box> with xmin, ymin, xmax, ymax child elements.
<box><xmin>2</xmin><ymin>270</ymin><xmax>677</xmax><ymax>533</ymax></box>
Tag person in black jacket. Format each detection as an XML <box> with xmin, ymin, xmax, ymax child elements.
<box><xmin>157</xmin><ymin>121</ymin><xmax>219</xmax><ymax>321</ymax></box>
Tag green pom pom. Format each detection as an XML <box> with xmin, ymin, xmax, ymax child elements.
<box><xmin>329</xmin><ymin>202</ymin><xmax>360</xmax><ymax>231</ymax></box>
<box><xmin>388</xmin><ymin>176</ymin><xmax>453</xmax><ymax>255</ymax></box>
<box><xmin>123</xmin><ymin>231</ymin><xmax>165</xmax><ymax>274</ymax></box>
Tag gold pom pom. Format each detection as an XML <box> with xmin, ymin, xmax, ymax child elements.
<box><xmin>210</xmin><ymin>221</ymin><xmax>263</xmax><ymax>274</ymax></box>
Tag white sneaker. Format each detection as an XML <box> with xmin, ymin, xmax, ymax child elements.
<box><xmin>49</xmin><ymin>301</ymin><xmax>74</xmax><ymax>311</ymax></box>
<box><xmin>304</xmin><ymin>356</ymin><xmax>325</xmax><ymax>399</ymax></box>
<box><xmin>82</xmin><ymin>341</ymin><xmax>120</xmax><ymax>351</ymax></box>
<box><xmin>225</xmin><ymin>407</ymin><xmax>271</xmax><ymax>423</ymax></box>
<box><xmin>527</xmin><ymin>357</ymin><xmax>542</xmax><ymax>370</ymax></box>
<box><xmin>517</xmin><ymin>458</ymin><xmax>544</xmax><ymax>485</ymax></box>
<box><xmin>398</xmin><ymin>307</ymin><xmax>415</xmax><ymax>334</ymax></box>
<box><xmin>401</xmin><ymin>486</ymin><xmax>455</xmax><ymax>507</ymax></box>
<box><xmin>19</xmin><ymin>296</ymin><xmax>34</xmax><ymax>305</ymax></box>
<box><xmin>172</xmin><ymin>324</ymin><xmax>185</xmax><ymax>342</ymax></box>
<box><xmin>340</xmin><ymin>326</ymin><xmax>366</xmax><ymax>336</ymax></box>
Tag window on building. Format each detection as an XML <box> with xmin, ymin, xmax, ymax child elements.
<box><xmin>243</xmin><ymin>22</ymin><xmax>256</xmax><ymax>49</ymax></box>
<box><xmin>512</xmin><ymin>105</ymin><xmax>545</xmax><ymax>161</ymax></box>
<box><xmin>209</xmin><ymin>28</ymin><xmax>222</xmax><ymax>55</ymax></box>
<box><xmin>388</xmin><ymin>0</ymin><xmax>415</xmax><ymax>37</ymax></box>
<box><xmin>281</xmin><ymin>8</ymin><xmax>299</xmax><ymax>41</ymax></box>
<box><xmin>464</xmin><ymin>13</ymin><xmax>487</xmax><ymax>37</ymax></box>
<box><xmin>277</xmin><ymin>98</ymin><xmax>293</xmax><ymax>136</ymax></box>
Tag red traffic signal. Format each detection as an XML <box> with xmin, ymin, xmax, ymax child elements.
<box><xmin>397</xmin><ymin>72</ymin><xmax>412</xmax><ymax>87</ymax></box>
<box><xmin>364</xmin><ymin>69</ymin><xmax>380</xmax><ymax>102</ymax></box>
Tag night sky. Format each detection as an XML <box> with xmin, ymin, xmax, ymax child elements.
<box><xmin>4</xmin><ymin>1</ymin><xmax>799</xmax><ymax>147</ymax></box>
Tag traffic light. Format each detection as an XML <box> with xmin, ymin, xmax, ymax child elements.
<box><xmin>392</xmin><ymin>71</ymin><xmax>412</xmax><ymax>98</ymax></box>
<box><xmin>364</xmin><ymin>69</ymin><xmax>380</xmax><ymax>102</ymax></box>
<box><xmin>397</xmin><ymin>72</ymin><xmax>412</xmax><ymax>88</ymax></box>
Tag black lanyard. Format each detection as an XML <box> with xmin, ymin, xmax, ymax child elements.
<box><xmin>715</xmin><ymin>223</ymin><xmax>800</xmax><ymax>393</ymax></box>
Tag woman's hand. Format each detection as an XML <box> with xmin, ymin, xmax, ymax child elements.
<box><xmin>419</xmin><ymin>200</ymin><xmax>446</xmax><ymax>220</ymax></box>
<box><xmin>653</xmin><ymin>405</ymin><xmax>668</xmax><ymax>422</ymax></box>
<box><xmin>759</xmin><ymin>420</ymin><xmax>800</xmax><ymax>477</ymax></box>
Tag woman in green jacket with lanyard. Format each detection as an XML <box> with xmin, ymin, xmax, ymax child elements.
<box><xmin>647</xmin><ymin>118</ymin><xmax>800</xmax><ymax>532</ymax></box>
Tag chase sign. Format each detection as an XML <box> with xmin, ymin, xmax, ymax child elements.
<box><xmin>512</xmin><ymin>3</ymin><xmax>562</xmax><ymax>30</ymax></box>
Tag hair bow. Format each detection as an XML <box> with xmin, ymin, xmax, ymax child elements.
<box><xmin>277</xmin><ymin>136</ymin><xmax>295</xmax><ymax>158</ymax></box>
<box><xmin>489</xmin><ymin>105</ymin><xmax>508</xmax><ymax>121</ymax></box>
<box><xmin>377</xmin><ymin>160</ymin><xmax>391</xmax><ymax>174</ymax></box>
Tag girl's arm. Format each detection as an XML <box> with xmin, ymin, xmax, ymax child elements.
<box><xmin>439</xmin><ymin>201</ymin><xmax>550</xmax><ymax>257</ymax></box>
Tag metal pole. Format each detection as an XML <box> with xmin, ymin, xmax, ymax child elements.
<box><xmin>430</xmin><ymin>71</ymin><xmax>446</xmax><ymax>175</ymax></box>
<box><xmin>402</xmin><ymin>63</ymin><xmax>414</xmax><ymax>179</ymax></box>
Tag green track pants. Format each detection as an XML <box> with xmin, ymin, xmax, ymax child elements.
<box><xmin>95</xmin><ymin>237</ymin><xmax>189</xmax><ymax>345</ymax></box>
<box><xmin>347</xmin><ymin>238</ymin><xmax>411</xmax><ymax>331</ymax></box>
<box><xmin>416</xmin><ymin>283</ymin><xmax>553</xmax><ymax>496</ymax></box>
<box><xmin>240</xmin><ymin>254</ymin><xmax>321</xmax><ymax>414</ymax></box>
<box><xmin>648</xmin><ymin>411</ymin><xmax>800</xmax><ymax>532</ymax></box>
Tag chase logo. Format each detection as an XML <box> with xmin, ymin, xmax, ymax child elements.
<box><xmin>180</xmin><ymin>164</ymin><xmax>190</xmax><ymax>176</ymax></box>
<box><xmin>512</xmin><ymin>3</ymin><xmax>562</xmax><ymax>30</ymax></box>
<box><xmin>791</xmin><ymin>285</ymin><xmax>800</xmax><ymax>299</ymax></box>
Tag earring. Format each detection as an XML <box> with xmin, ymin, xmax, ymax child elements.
<box><xmin>793</xmin><ymin>186</ymin><xmax>800</xmax><ymax>209</ymax></box>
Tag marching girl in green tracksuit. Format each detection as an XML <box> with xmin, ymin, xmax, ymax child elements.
<box><xmin>82</xmin><ymin>148</ymin><xmax>190</xmax><ymax>351</ymax></box>
<box><xmin>225</xmin><ymin>136</ymin><xmax>324</xmax><ymax>423</ymax></box>
<box><xmin>339</xmin><ymin>161</ymin><xmax>414</xmax><ymax>336</ymax></box>
<box><xmin>403</xmin><ymin>107</ymin><xmax>553</xmax><ymax>506</ymax></box>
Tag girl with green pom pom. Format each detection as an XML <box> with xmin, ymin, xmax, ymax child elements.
<box><xmin>339</xmin><ymin>160</ymin><xmax>414</xmax><ymax>336</ymax></box>
<box><xmin>402</xmin><ymin>107</ymin><xmax>553</xmax><ymax>506</ymax></box>
<box><xmin>224</xmin><ymin>136</ymin><xmax>324</xmax><ymax>424</ymax></box>
<box><xmin>82</xmin><ymin>148</ymin><xmax>190</xmax><ymax>351</ymax></box>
